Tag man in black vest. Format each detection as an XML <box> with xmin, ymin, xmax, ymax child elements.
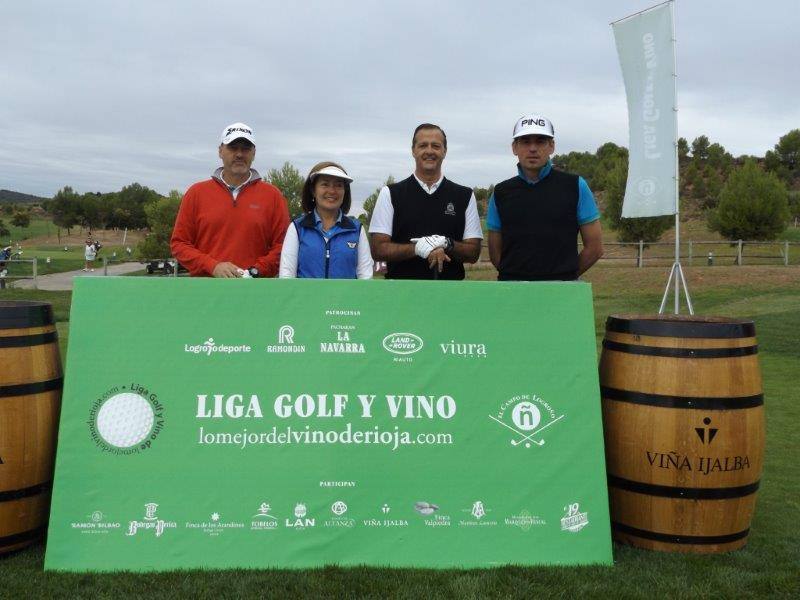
<box><xmin>369</xmin><ymin>123</ymin><xmax>483</xmax><ymax>279</ymax></box>
<box><xmin>487</xmin><ymin>115</ymin><xmax>604</xmax><ymax>281</ymax></box>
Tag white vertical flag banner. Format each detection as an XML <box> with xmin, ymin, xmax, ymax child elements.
<box><xmin>613</xmin><ymin>2</ymin><xmax>677</xmax><ymax>217</ymax></box>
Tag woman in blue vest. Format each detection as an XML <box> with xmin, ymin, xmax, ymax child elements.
<box><xmin>279</xmin><ymin>161</ymin><xmax>373</xmax><ymax>279</ymax></box>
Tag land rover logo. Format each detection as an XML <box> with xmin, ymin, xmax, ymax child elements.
<box><xmin>382</xmin><ymin>333</ymin><xmax>424</xmax><ymax>355</ymax></box>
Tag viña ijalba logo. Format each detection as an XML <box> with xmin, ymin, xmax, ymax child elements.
<box><xmin>88</xmin><ymin>383</ymin><xmax>164</xmax><ymax>455</ymax></box>
<box><xmin>184</xmin><ymin>337</ymin><xmax>251</xmax><ymax>355</ymax></box>
<box><xmin>489</xmin><ymin>393</ymin><xmax>564</xmax><ymax>449</ymax></box>
<box><xmin>126</xmin><ymin>503</ymin><xmax>176</xmax><ymax>538</ymax></box>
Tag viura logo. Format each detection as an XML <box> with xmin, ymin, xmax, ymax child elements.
<box><xmin>382</xmin><ymin>333</ymin><xmax>423</xmax><ymax>355</ymax></box>
<box><xmin>184</xmin><ymin>337</ymin><xmax>251</xmax><ymax>355</ymax></box>
<box><xmin>440</xmin><ymin>340</ymin><xmax>487</xmax><ymax>358</ymax></box>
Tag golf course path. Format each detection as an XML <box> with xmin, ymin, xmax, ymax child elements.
<box><xmin>11</xmin><ymin>262</ymin><xmax>146</xmax><ymax>291</ymax></box>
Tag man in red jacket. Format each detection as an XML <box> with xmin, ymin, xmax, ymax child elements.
<box><xmin>170</xmin><ymin>122</ymin><xmax>290</xmax><ymax>277</ymax></box>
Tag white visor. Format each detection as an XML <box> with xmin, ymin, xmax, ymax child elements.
<box><xmin>309</xmin><ymin>165</ymin><xmax>353</xmax><ymax>183</ymax></box>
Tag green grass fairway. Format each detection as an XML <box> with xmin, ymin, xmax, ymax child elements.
<box><xmin>1</xmin><ymin>267</ymin><xmax>798</xmax><ymax>599</ymax></box>
<box><xmin>2</xmin><ymin>215</ymin><xmax>57</xmax><ymax>242</ymax></box>
<box><xmin>2</xmin><ymin>245</ymin><xmax>135</xmax><ymax>277</ymax></box>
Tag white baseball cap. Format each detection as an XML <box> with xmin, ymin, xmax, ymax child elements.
<box><xmin>309</xmin><ymin>164</ymin><xmax>353</xmax><ymax>183</ymax></box>
<box><xmin>220</xmin><ymin>122</ymin><xmax>255</xmax><ymax>146</ymax></box>
<box><xmin>512</xmin><ymin>115</ymin><xmax>555</xmax><ymax>139</ymax></box>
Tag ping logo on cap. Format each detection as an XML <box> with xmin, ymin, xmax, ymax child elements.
<box><xmin>522</xmin><ymin>118</ymin><xmax>546</xmax><ymax>127</ymax></box>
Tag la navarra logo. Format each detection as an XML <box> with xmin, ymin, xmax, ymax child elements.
<box><xmin>88</xmin><ymin>383</ymin><xmax>164</xmax><ymax>454</ymax></box>
<box><xmin>489</xmin><ymin>393</ymin><xmax>564</xmax><ymax>449</ymax></box>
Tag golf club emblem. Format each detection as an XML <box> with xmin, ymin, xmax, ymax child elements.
<box><xmin>489</xmin><ymin>394</ymin><xmax>564</xmax><ymax>449</ymax></box>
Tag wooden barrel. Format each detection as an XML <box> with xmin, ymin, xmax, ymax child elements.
<box><xmin>0</xmin><ymin>301</ymin><xmax>62</xmax><ymax>554</ymax></box>
<box><xmin>599</xmin><ymin>314</ymin><xmax>764</xmax><ymax>553</ymax></box>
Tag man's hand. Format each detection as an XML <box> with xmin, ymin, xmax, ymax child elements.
<box><xmin>212</xmin><ymin>262</ymin><xmax>242</xmax><ymax>278</ymax></box>
<box><xmin>427</xmin><ymin>247</ymin><xmax>451</xmax><ymax>272</ymax></box>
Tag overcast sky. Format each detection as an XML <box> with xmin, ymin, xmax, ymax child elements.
<box><xmin>2</xmin><ymin>0</ymin><xmax>798</xmax><ymax>212</ymax></box>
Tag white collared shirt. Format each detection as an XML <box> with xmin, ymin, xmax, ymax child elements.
<box><xmin>412</xmin><ymin>173</ymin><xmax>444</xmax><ymax>194</ymax></box>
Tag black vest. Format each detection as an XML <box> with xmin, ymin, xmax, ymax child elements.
<box><xmin>387</xmin><ymin>176</ymin><xmax>471</xmax><ymax>280</ymax></box>
<box><xmin>494</xmin><ymin>169</ymin><xmax>580</xmax><ymax>281</ymax></box>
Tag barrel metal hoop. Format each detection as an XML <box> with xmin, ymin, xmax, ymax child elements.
<box><xmin>602</xmin><ymin>339</ymin><xmax>758</xmax><ymax>358</ymax></box>
<box><xmin>605</xmin><ymin>317</ymin><xmax>756</xmax><ymax>339</ymax></box>
<box><xmin>612</xmin><ymin>521</ymin><xmax>750</xmax><ymax>545</ymax></box>
<box><xmin>0</xmin><ymin>482</ymin><xmax>52</xmax><ymax>503</ymax></box>
<box><xmin>0</xmin><ymin>303</ymin><xmax>54</xmax><ymax>329</ymax></box>
<box><xmin>0</xmin><ymin>331</ymin><xmax>58</xmax><ymax>348</ymax></box>
<box><xmin>0</xmin><ymin>525</ymin><xmax>47</xmax><ymax>548</ymax></box>
<box><xmin>608</xmin><ymin>474</ymin><xmax>760</xmax><ymax>499</ymax></box>
<box><xmin>601</xmin><ymin>386</ymin><xmax>764</xmax><ymax>410</ymax></box>
<box><xmin>0</xmin><ymin>377</ymin><xmax>63</xmax><ymax>398</ymax></box>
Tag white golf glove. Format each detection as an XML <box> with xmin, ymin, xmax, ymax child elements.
<box><xmin>411</xmin><ymin>235</ymin><xmax>447</xmax><ymax>259</ymax></box>
<box><xmin>237</xmin><ymin>268</ymin><xmax>252</xmax><ymax>278</ymax></box>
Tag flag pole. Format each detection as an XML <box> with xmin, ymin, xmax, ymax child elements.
<box><xmin>658</xmin><ymin>0</ymin><xmax>693</xmax><ymax>315</ymax></box>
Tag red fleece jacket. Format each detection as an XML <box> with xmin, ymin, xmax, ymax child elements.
<box><xmin>170</xmin><ymin>178</ymin><xmax>289</xmax><ymax>277</ymax></box>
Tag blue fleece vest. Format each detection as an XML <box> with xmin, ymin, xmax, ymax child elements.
<box><xmin>294</xmin><ymin>213</ymin><xmax>362</xmax><ymax>279</ymax></box>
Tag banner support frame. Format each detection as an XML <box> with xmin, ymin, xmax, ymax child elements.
<box><xmin>658</xmin><ymin>0</ymin><xmax>693</xmax><ymax>315</ymax></box>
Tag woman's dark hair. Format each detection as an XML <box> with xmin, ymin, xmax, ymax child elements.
<box><xmin>301</xmin><ymin>161</ymin><xmax>352</xmax><ymax>214</ymax></box>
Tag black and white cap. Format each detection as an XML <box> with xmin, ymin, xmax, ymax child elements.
<box><xmin>512</xmin><ymin>115</ymin><xmax>555</xmax><ymax>139</ymax></box>
<box><xmin>220</xmin><ymin>122</ymin><xmax>255</xmax><ymax>146</ymax></box>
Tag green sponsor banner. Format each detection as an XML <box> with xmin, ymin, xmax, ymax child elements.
<box><xmin>45</xmin><ymin>278</ymin><xmax>612</xmax><ymax>571</ymax></box>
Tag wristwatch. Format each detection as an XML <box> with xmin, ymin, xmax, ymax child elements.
<box><xmin>444</xmin><ymin>237</ymin><xmax>454</xmax><ymax>252</ymax></box>
<box><xmin>247</xmin><ymin>267</ymin><xmax>260</xmax><ymax>278</ymax></box>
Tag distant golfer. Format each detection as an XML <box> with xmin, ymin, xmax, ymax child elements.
<box><xmin>487</xmin><ymin>114</ymin><xmax>603</xmax><ymax>280</ymax></box>
<box><xmin>368</xmin><ymin>123</ymin><xmax>482</xmax><ymax>279</ymax></box>
<box><xmin>170</xmin><ymin>122</ymin><xmax>290</xmax><ymax>278</ymax></box>
<box><xmin>83</xmin><ymin>237</ymin><xmax>97</xmax><ymax>271</ymax></box>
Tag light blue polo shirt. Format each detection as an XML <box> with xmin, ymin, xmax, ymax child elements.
<box><xmin>486</xmin><ymin>161</ymin><xmax>600</xmax><ymax>231</ymax></box>
<box><xmin>313</xmin><ymin>209</ymin><xmax>346</xmax><ymax>238</ymax></box>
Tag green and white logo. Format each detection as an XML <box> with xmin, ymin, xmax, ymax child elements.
<box><xmin>489</xmin><ymin>393</ymin><xmax>564</xmax><ymax>449</ymax></box>
<box><xmin>382</xmin><ymin>333</ymin><xmax>423</xmax><ymax>355</ymax></box>
<box><xmin>88</xmin><ymin>384</ymin><xmax>165</xmax><ymax>454</ymax></box>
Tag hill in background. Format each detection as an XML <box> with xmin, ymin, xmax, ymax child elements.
<box><xmin>0</xmin><ymin>189</ymin><xmax>50</xmax><ymax>204</ymax></box>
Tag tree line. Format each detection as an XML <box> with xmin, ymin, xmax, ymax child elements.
<box><xmin>5</xmin><ymin>129</ymin><xmax>796</xmax><ymax>257</ymax></box>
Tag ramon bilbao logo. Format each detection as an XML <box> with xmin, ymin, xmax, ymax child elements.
<box><xmin>489</xmin><ymin>393</ymin><xmax>564</xmax><ymax>449</ymax></box>
<box><xmin>88</xmin><ymin>383</ymin><xmax>164</xmax><ymax>455</ymax></box>
<box><xmin>70</xmin><ymin>510</ymin><xmax>121</xmax><ymax>534</ymax></box>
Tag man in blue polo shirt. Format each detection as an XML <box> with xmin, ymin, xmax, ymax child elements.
<box><xmin>487</xmin><ymin>114</ymin><xmax>604</xmax><ymax>281</ymax></box>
